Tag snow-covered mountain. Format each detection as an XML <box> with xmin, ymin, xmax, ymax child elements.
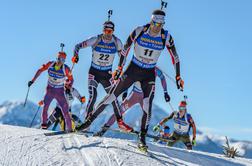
<box><xmin>1</xmin><ymin>100</ymin><xmax>252</xmax><ymax>159</ymax></box>
<box><xmin>1</xmin><ymin>124</ymin><xmax>252</xmax><ymax>166</ymax></box>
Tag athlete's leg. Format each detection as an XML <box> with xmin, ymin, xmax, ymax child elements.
<box><xmin>182</xmin><ymin>135</ymin><xmax>193</xmax><ymax>150</ymax></box>
<box><xmin>41</xmin><ymin>86</ymin><xmax>54</xmax><ymax>127</ymax></box>
<box><xmin>140</xmin><ymin>80</ymin><xmax>155</xmax><ymax>132</ymax></box>
<box><xmin>47</xmin><ymin>106</ymin><xmax>62</xmax><ymax>128</ymax></box>
<box><xmin>91</xmin><ymin>74</ymin><xmax>135</xmax><ymax>122</ymax></box>
<box><xmin>167</xmin><ymin>132</ymin><xmax>179</xmax><ymax>147</ymax></box>
<box><xmin>76</xmin><ymin>74</ymin><xmax>135</xmax><ymax>131</ymax></box>
<box><xmin>138</xmin><ymin>76</ymin><xmax>155</xmax><ymax>146</ymax></box>
<box><xmin>55</xmin><ymin>88</ymin><xmax>72</xmax><ymax>131</ymax></box>
<box><xmin>85</xmin><ymin>73</ymin><xmax>98</xmax><ymax>119</ymax></box>
<box><xmin>121</xmin><ymin>90</ymin><xmax>144</xmax><ymax>111</ymax></box>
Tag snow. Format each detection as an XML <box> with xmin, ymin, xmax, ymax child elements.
<box><xmin>0</xmin><ymin>124</ymin><xmax>252</xmax><ymax>166</ymax></box>
<box><xmin>1</xmin><ymin>100</ymin><xmax>252</xmax><ymax>160</ymax></box>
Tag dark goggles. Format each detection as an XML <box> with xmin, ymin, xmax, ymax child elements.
<box><xmin>57</xmin><ymin>57</ymin><xmax>65</xmax><ymax>63</ymax></box>
<box><xmin>179</xmin><ymin>106</ymin><xmax>186</xmax><ymax>111</ymax></box>
<box><xmin>151</xmin><ymin>21</ymin><xmax>164</xmax><ymax>27</ymax></box>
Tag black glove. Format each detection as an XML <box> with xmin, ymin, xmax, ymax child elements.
<box><xmin>65</xmin><ymin>88</ymin><xmax>71</xmax><ymax>94</ymax></box>
<box><xmin>28</xmin><ymin>81</ymin><xmax>33</xmax><ymax>87</ymax></box>
<box><xmin>122</xmin><ymin>91</ymin><xmax>128</xmax><ymax>101</ymax></box>
<box><xmin>164</xmin><ymin>92</ymin><xmax>170</xmax><ymax>102</ymax></box>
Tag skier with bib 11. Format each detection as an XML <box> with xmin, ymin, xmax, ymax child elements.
<box><xmin>76</xmin><ymin>9</ymin><xmax>184</xmax><ymax>151</ymax></box>
<box><xmin>28</xmin><ymin>51</ymin><xmax>74</xmax><ymax>132</ymax></box>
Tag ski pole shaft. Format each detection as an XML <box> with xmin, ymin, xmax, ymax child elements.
<box><xmin>168</xmin><ymin>102</ymin><xmax>175</xmax><ymax>112</ymax></box>
<box><xmin>23</xmin><ymin>87</ymin><xmax>30</xmax><ymax>107</ymax></box>
<box><xmin>70</xmin><ymin>63</ymin><xmax>75</xmax><ymax>73</ymax></box>
<box><xmin>162</xmin><ymin>71</ymin><xmax>176</xmax><ymax>84</ymax></box>
<box><xmin>60</xmin><ymin>43</ymin><xmax>65</xmax><ymax>52</ymax></box>
<box><xmin>29</xmin><ymin>105</ymin><xmax>41</xmax><ymax>127</ymax></box>
<box><xmin>77</xmin><ymin>103</ymin><xmax>83</xmax><ymax>125</ymax></box>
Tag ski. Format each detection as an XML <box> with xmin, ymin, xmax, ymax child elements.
<box><xmin>44</xmin><ymin>130</ymin><xmax>93</xmax><ymax>136</ymax></box>
<box><xmin>127</xmin><ymin>143</ymin><xmax>151</xmax><ymax>156</ymax></box>
<box><xmin>107</xmin><ymin>128</ymin><xmax>173</xmax><ymax>143</ymax></box>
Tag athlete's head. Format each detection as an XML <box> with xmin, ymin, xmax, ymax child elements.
<box><xmin>55</xmin><ymin>51</ymin><xmax>66</xmax><ymax>69</ymax></box>
<box><xmin>150</xmin><ymin>10</ymin><xmax>166</xmax><ymax>34</ymax></box>
<box><xmin>178</xmin><ymin>101</ymin><xmax>187</xmax><ymax>116</ymax></box>
<box><xmin>103</xmin><ymin>21</ymin><xmax>114</xmax><ymax>38</ymax></box>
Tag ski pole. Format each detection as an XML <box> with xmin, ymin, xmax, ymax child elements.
<box><xmin>23</xmin><ymin>87</ymin><xmax>30</xmax><ymax>107</ymax></box>
<box><xmin>77</xmin><ymin>103</ymin><xmax>83</xmax><ymax>125</ymax></box>
<box><xmin>70</xmin><ymin>63</ymin><xmax>75</xmax><ymax>73</ymax></box>
<box><xmin>184</xmin><ymin>95</ymin><xmax>188</xmax><ymax>102</ymax></box>
<box><xmin>29</xmin><ymin>100</ymin><xmax>43</xmax><ymax>127</ymax></box>
<box><xmin>161</xmin><ymin>0</ymin><xmax>168</xmax><ymax>10</ymax></box>
<box><xmin>108</xmin><ymin>10</ymin><xmax>113</xmax><ymax>21</ymax></box>
<box><xmin>168</xmin><ymin>102</ymin><xmax>175</xmax><ymax>112</ymax></box>
<box><xmin>60</xmin><ymin>43</ymin><xmax>65</xmax><ymax>52</ymax></box>
<box><xmin>162</xmin><ymin>71</ymin><xmax>176</xmax><ymax>84</ymax></box>
<box><xmin>162</xmin><ymin>70</ymin><xmax>184</xmax><ymax>92</ymax></box>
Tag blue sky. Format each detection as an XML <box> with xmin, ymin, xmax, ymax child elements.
<box><xmin>0</xmin><ymin>0</ymin><xmax>251</xmax><ymax>140</ymax></box>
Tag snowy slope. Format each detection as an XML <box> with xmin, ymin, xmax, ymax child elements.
<box><xmin>0</xmin><ymin>124</ymin><xmax>251</xmax><ymax>166</ymax></box>
<box><xmin>1</xmin><ymin>100</ymin><xmax>252</xmax><ymax>159</ymax></box>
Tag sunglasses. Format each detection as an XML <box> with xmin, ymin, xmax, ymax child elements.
<box><xmin>57</xmin><ymin>57</ymin><xmax>65</xmax><ymax>63</ymax></box>
<box><xmin>179</xmin><ymin>106</ymin><xmax>186</xmax><ymax>111</ymax></box>
<box><xmin>151</xmin><ymin>21</ymin><xmax>164</xmax><ymax>27</ymax></box>
<box><xmin>104</xmin><ymin>29</ymin><xmax>114</xmax><ymax>35</ymax></box>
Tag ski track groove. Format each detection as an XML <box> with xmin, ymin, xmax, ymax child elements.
<box><xmin>72</xmin><ymin>134</ymin><xmax>97</xmax><ymax>166</ymax></box>
<box><xmin>102</xmin><ymin>139</ymin><xmax>124</xmax><ymax>166</ymax></box>
<box><xmin>71</xmin><ymin>134</ymin><xmax>90</xmax><ymax>166</ymax></box>
<box><xmin>151</xmin><ymin>144</ymin><xmax>194</xmax><ymax>166</ymax></box>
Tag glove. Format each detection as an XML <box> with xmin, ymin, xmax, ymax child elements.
<box><xmin>153</xmin><ymin>124</ymin><xmax>161</xmax><ymax>132</ymax></box>
<box><xmin>192</xmin><ymin>138</ymin><xmax>196</xmax><ymax>146</ymax></box>
<box><xmin>71</xmin><ymin>55</ymin><xmax>79</xmax><ymax>64</ymax></box>
<box><xmin>28</xmin><ymin>81</ymin><xmax>34</xmax><ymax>87</ymax></box>
<box><xmin>176</xmin><ymin>75</ymin><xmax>184</xmax><ymax>91</ymax></box>
<box><xmin>65</xmin><ymin>88</ymin><xmax>71</xmax><ymax>94</ymax></box>
<box><xmin>38</xmin><ymin>100</ymin><xmax>44</xmax><ymax>106</ymax></box>
<box><xmin>80</xmin><ymin>96</ymin><xmax>86</xmax><ymax>103</ymax></box>
<box><xmin>112</xmin><ymin>66</ymin><xmax>123</xmax><ymax>80</ymax></box>
<box><xmin>164</xmin><ymin>92</ymin><xmax>170</xmax><ymax>102</ymax></box>
<box><xmin>122</xmin><ymin>91</ymin><xmax>128</xmax><ymax>101</ymax></box>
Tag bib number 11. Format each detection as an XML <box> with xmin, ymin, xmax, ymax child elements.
<box><xmin>144</xmin><ymin>49</ymin><xmax>153</xmax><ymax>57</ymax></box>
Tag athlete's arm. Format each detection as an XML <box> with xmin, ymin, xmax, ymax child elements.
<box><xmin>155</xmin><ymin>67</ymin><xmax>168</xmax><ymax>93</ymax></box>
<box><xmin>189</xmin><ymin>116</ymin><xmax>196</xmax><ymax>140</ymax></box>
<box><xmin>32</xmin><ymin>61</ymin><xmax>53</xmax><ymax>82</ymax></box>
<box><xmin>166</xmin><ymin>34</ymin><xmax>180</xmax><ymax>77</ymax></box>
<box><xmin>71</xmin><ymin>87</ymin><xmax>82</xmax><ymax>101</ymax></box>
<box><xmin>65</xmin><ymin>65</ymin><xmax>74</xmax><ymax>86</ymax></box>
<box><xmin>159</xmin><ymin>112</ymin><xmax>175</xmax><ymax>126</ymax></box>
<box><xmin>118</xmin><ymin>26</ymin><xmax>143</xmax><ymax>67</ymax></box>
<box><xmin>73</xmin><ymin>36</ymin><xmax>98</xmax><ymax>56</ymax></box>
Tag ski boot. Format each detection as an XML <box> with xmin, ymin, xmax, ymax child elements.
<box><xmin>138</xmin><ymin>131</ymin><xmax>148</xmax><ymax>152</ymax></box>
<box><xmin>117</xmin><ymin>119</ymin><xmax>133</xmax><ymax>132</ymax></box>
<box><xmin>93</xmin><ymin>125</ymin><xmax>110</xmax><ymax>137</ymax></box>
<box><xmin>41</xmin><ymin>123</ymin><xmax>48</xmax><ymax>130</ymax></box>
<box><xmin>75</xmin><ymin>118</ymin><xmax>92</xmax><ymax>131</ymax></box>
